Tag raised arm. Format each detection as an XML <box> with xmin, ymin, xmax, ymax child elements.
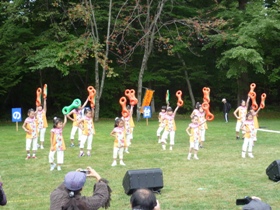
<box><xmin>81</xmin><ymin>98</ymin><xmax>89</xmax><ymax>109</ymax></box>
<box><xmin>246</xmin><ymin>96</ymin><xmax>250</xmax><ymax>109</ymax></box>
<box><xmin>44</xmin><ymin>98</ymin><xmax>47</xmax><ymax>113</ymax></box>
<box><xmin>255</xmin><ymin>107</ymin><xmax>261</xmax><ymax>115</ymax></box>
<box><xmin>130</xmin><ymin>105</ymin><xmax>134</xmax><ymax>116</ymax></box>
<box><xmin>173</xmin><ymin>106</ymin><xmax>180</xmax><ymax>116</ymax></box>
<box><xmin>91</xmin><ymin>107</ymin><xmax>95</xmax><ymax>118</ymax></box>
<box><xmin>62</xmin><ymin>115</ymin><xmax>67</xmax><ymax>128</ymax></box>
<box><xmin>84</xmin><ymin>167</ymin><xmax>111</xmax><ymax>210</ymax></box>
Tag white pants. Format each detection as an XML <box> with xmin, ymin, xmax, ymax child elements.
<box><xmin>26</xmin><ymin>138</ymin><xmax>38</xmax><ymax>151</ymax></box>
<box><xmin>200</xmin><ymin>128</ymin><xmax>206</xmax><ymax>142</ymax></box>
<box><xmin>161</xmin><ymin>130</ymin><xmax>175</xmax><ymax>145</ymax></box>
<box><xmin>253</xmin><ymin>130</ymin><xmax>258</xmax><ymax>141</ymax></box>
<box><xmin>242</xmin><ymin>137</ymin><xmax>253</xmax><ymax>153</ymax></box>
<box><xmin>235</xmin><ymin>121</ymin><xmax>243</xmax><ymax>132</ymax></box>
<box><xmin>190</xmin><ymin>141</ymin><xmax>199</xmax><ymax>150</ymax></box>
<box><xmin>224</xmin><ymin>113</ymin><xmax>229</xmax><ymax>122</ymax></box>
<box><xmin>156</xmin><ymin>126</ymin><xmax>164</xmax><ymax>137</ymax></box>
<box><xmin>80</xmin><ymin>134</ymin><xmax>93</xmax><ymax>150</ymax></box>
<box><xmin>49</xmin><ymin>150</ymin><xmax>64</xmax><ymax>164</ymax></box>
<box><xmin>126</xmin><ymin>133</ymin><xmax>132</xmax><ymax>146</ymax></box>
<box><xmin>70</xmin><ymin>126</ymin><xmax>82</xmax><ymax>141</ymax></box>
<box><xmin>113</xmin><ymin>147</ymin><xmax>124</xmax><ymax>159</ymax></box>
<box><xmin>38</xmin><ymin>128</ymin><xmax>46</xmax><ymax>142</ymax></box>
<box><xmin>131</xmin><ymin>128</ymin><xmax>134</xmax><ymax>139</ymax></box>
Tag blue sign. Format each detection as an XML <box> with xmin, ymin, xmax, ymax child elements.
<box><xmin>12</xmin><ymin>108</ymin><xmax>22</xmax><ymax>122</ymax></box>
<box><xmin>143</xmin><ymin>106</ymin><xmax>151</xmax><ymax>118</ymax></box>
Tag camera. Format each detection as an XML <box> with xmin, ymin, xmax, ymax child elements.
<box><xmin>236</xmin><ymin>196</ymin><xmax>252</xmax><ymax>205</ymax></box>
<box><xmin>80</xmin><ymin>169</ymin><xmax>90</xmax><ymax>174</ymax></box>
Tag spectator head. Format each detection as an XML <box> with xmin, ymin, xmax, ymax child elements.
<box><xmin>64</xmin><ymin>171</ymin><xmax>86</xmax><ymax>191</ymax></box>
<box><xmin>222</xmin><ymin>98</ymin><xmax>226</xmax><ymax>103</ymax></box>
<box><xmin>130</xmin><ymin>188</ymin><xmax>157</xmax><ymax>210</ymax></box>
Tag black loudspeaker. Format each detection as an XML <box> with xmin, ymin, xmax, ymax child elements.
<box><xmin>122</xmin><ymin>168</ymin><xmax>163</xmax><ymax>195</ymax></box>
<box><xmin>266</xmin><ymin>160</ymin><xmax>280</xmax><ymax>182</ymax></box>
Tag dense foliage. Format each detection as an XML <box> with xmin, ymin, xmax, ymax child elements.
<box><xmin>0</xmin><ymin>0</ymin><xmax>279</xmax><ymax>120</ymax></box>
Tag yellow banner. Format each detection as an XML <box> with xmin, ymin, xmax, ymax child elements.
<box><xmin>141</xmin><ymin>89</ymin><xmax>154</xmax><ymax>113</ymax></box>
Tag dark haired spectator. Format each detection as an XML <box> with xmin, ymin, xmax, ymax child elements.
<box><xmin>0</xmin><ymin>182</ymin><xmax>7</xmax><ymax>206</ymax></box>
<box><xmin>50</xmin><ymin>167</ymin><xmax>111</xmax><ymax>210</ymax></box>
<box><xmin>130</xmin><ymin>188</ymin><xmax>160</xmax><ymax>210</ymax></box>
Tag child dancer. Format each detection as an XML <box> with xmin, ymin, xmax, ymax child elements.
<box><xmin>197</xmin><ymin>104</ymin><xmax>208</xmax><ymax>148</ymax></box>
<box><xmin>110</xmin><ymin>117</ymin><xmax>127</xmax><ymax>166</ymax></box>
<box><xmin>67</xmin><ymin>98</ymin><xmax>89</xmax><ymax>147</ymax></box>
<box><xmin>129</xmin><ymin>106</ymin><xmax>135</xmax><ymax>145</ymax></box>
<box><xmin>49</xmin><ymin>115</ymin><xmax>67</xmax><ymax>171</ymax></box>
<box><xmin>22</xmin><ymin>108</ymin><xmax>38</xmax><ymax>159</ymax></box>
<box><xmin>249</xmin><ymin>107</ymin><xmax>261</xmax><ymax>144</ymax></box>
<box><xmin>186</xmin><ymin>115</ymin><xmax>206</xmax><ymax>160</ymax></box>
<box><xmin>160</xmin><ymin>106</ymin><xmax>179</xmax><ymax>150</ymax></box>
<box><xmin>190</xmin><ymin>102</ymin><xmax>201</xmax><ymax>118</ymax></box>
<box><xmin>233</xmin><ymin>97</ymin><xmax>250</xmax><ymax>140</ymax></box>
<box><xmin>241</xmin><ymin>112</ymin><xmax>255</xmax><ymax>158</ymax></box>
<box><xmin>36</xmin><ymin>97</ymin><xmax>48</xmax><ymax>149</ymax></box>
<box><xmin>122</xmin><ymin>105</ymin><xmax>134</xmax><ymax>153</ymax></box>
<box><xmin>78</xmin><ymin>107</ymin><xmax>95</xmax><ymax>157</ymax></box>
<box><xmin>156</xmin><ymin>106</ymin><xmax>167</xmax><ymax>143</ymax></box>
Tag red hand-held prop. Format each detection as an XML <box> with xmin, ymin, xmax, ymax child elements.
<box><xmin>176</xmin><ymin>90</ymin><xmax>184</xmax><ymax>107</ymax></box>
<box><xmin>36</xmin><ymin>88</ymin><xmax>42</xmax><ymax>107</ymax></box>
<box><xmin>43</xmin><ymin>84</ymin><xmax>48</xmax><ymax>99</ymax></box>
<box><xmin>125</xmin><ymin>89</ymin><xmax>138</xmax><ymax>106</ymax></box>
<box><xmin>248</xmin><ymin>83</ymin><xmax>258</xmax><ymax>111</ymax></box>
<box><xmin>119</xmin><ymin>97</ymin><xmax>129</xmax><ymax>118</ymax></box>
<box><xmin>87</xmin><ymin>86</ymin><xmax>96</xmax><ymax>108</ymax></box>
<box><xmin>260</xmin><ymin>93</ymin><xmax>266</xmax><ymax>109</ymax></box>
<box><xmin>201</xmin><ymin>87</ymin><xmax>214</xmax><ymax>121</ymax></box>
<box><xmin>202</xmin><ymin>87</ymin><xmax>210</xmax><ymax>103</ymax></box>
<box><xmin>202</xmin><ymin>102</ymin><xmax>215</xmax><ymax>121</ymax></box>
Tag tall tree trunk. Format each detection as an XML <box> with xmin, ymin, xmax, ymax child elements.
<box><xmin>97</xmin><ymin>0</ymin><xmax>113</xmax><ymax>121</ymax></box>
<box><xmin>238</xmin><ymin>0</ymin><xmax>248</xmax><ymax>10</ymax></box>
<box><xmin>177</xmin><ymin>53</ymin><xmax>195</xmax><ymax>107</ymax></box>
<box><xmin>136</xmin><ymin>0</ymin><xmax>166</xmax><ymax>121</ymax></box>
<box><xmin>237</xmin><ymin>72</ymin><xmax>249</xmax><ymax>106</ymax></box>
<box><xmin>94</xmin><ymin>58</ymin><xmax>100</xmax><ymax>121</ymax></box>
<box><xmin>136</xmin><ymin>39</ymin><xmax>149</xmax><ymax>121</ymax></box>
<box><xmin>236</xmin><ymin>0</ymin><xmax>248</xmax><ymax>106</ymax></box>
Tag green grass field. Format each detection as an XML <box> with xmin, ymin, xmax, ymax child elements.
<box><xmin>1</xmin><ymin>112</ymin><xmax>280</xmax><ymax>210</ymax></box>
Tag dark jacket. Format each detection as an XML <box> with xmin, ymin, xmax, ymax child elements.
<box><xmin>242</xmin><ymin>199</ymin><xmax>272</xmax><ymax>210</ymax></box>
<box><xmin>223</xmin><ymin>102</ymin><xmax>231</xmax><ymax>113</ymax></box>
<box><xmin>0</xmin><ymin>182</ymin><xmax>7</xmax><ymax>206</ymax></box>
<box><xmin>50</xmin><ymin>180</ymin><xmax>110</xmax><ymax>210</ymax></box>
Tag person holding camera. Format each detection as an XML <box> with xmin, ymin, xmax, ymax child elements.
<box><xmin>0</xmin><ymin>182</ymin><xmax>7</xmax><ymax>206</ymax></box>
<box><xmin>236</xmin><ymin>196</ymin><xmax>271</xmax><ymax>210</ymax></box>
<box><xmin>50</xmin><ymin>167</ymin><xmax>111</xmax><ymax>210</ymax></box>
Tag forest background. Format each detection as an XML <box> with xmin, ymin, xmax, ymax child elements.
<box><xmin>0</xmin><ymin>0</ymin><xmax>280</xmax><ymax>121</ymax></box>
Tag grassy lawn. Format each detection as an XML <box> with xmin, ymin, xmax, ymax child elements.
<box><xmin>1</xmin><ymin>111</ymin><xmax>280</xmax><ymax>209</ymax></box>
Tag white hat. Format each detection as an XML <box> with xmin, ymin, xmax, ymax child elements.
<box><xmin>222</xmin><ymin>98</ymin><xmax>226</xmax><ymax>102</ymax></box>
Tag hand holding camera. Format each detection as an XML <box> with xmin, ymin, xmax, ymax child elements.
<box><xmin>236</xmin><ymin>196</ymin><xmax>252</xmax><ymax>205</ymax></box>
<box><xmin>76</xmin><ymin>167</ymin><xmax>101</xmax><ymax>181</ymax></box>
